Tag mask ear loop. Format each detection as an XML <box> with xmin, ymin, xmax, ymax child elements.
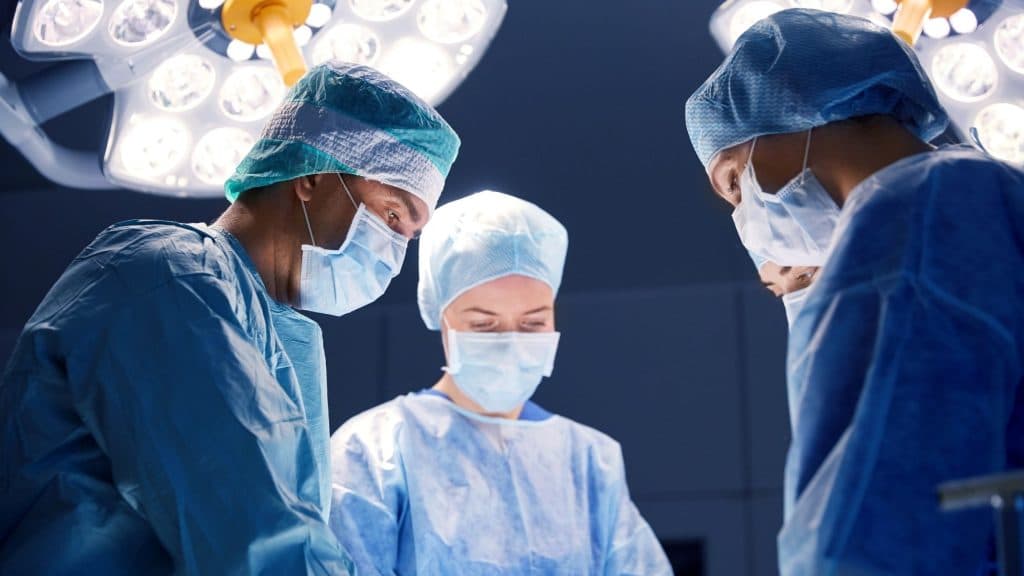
<box><xmin>799</xmin><ymin>128</ymin><xmax>813</xmax><ymax>185</ymax></box>
<box><xmin>337</xmin><ymin>173</ymin><xmax>358</xmax><ymax>209</ymax></box>
<box><xmin>440</xmin><ymin>314</ymin><xmax>459</xmax><ymax>374</ymax></box>
<box><xmin>300</xmin><ymin>201</ymin><xmax>317</xmax><ymax>246</ymax></box>
<box><xmin>746</xmin><ymin>137</ymin><xmax>759</xmax><ymax>173</ymax></box>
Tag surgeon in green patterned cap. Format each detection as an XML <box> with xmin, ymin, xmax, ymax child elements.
<box><xmin>0</xmin><ymin>61</ymin><xmax>459</xmax><ymax>575</ymax></box>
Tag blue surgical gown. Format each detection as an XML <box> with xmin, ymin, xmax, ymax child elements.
<box><xmin>328</xmin><ymin>391</ymin><xmax>672</xmax><ymax>575</ymax></box>
<box><xmin>780</xmin><ymin>146</ymin><xmax>1024</xmax><ymax>575</ymax></box>
<box><xmin>0</xmin><ymin>220</ymin><xmax>352</xmax><ymax>574</ymax></box>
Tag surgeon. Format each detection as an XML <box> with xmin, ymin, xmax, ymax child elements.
<box><xmin>685</xmin><ymin>9</ymin><xmax>1023</xmax><ymax>576</ymax></box>
<box><xmin>0</xmin><ymin>61</ymin><xmax>459</xmax><ymax>574</ymax></box>
<box><xmin>328</xmin><ymin>191</ymin><xmax>672</xmax><ymax>574</ymax></box>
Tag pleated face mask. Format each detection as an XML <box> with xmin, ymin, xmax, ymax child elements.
<box><xmin>732</xmin><ymin>130</ymin><xmax>840</xmax><ymax>268</ymax></box>
<box><xmin>299</xmin><ymin>174</ymin><xmax>408</xmax><ymax>317</ymax></box>
<box><xmin>444</xmin><ymin>326</ymin><xmax>560</xmax><ymax>413</ymax></box>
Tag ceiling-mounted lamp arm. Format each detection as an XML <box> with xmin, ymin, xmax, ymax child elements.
<box><xmin>221</xmin><ymin>0</ymin><xmax>312</xmax><ymax>86</ymax></box>
<box><xmin>16</xmin><ymin>59</ymin><xmax>111</xmax><ymax>124</ymax></box>
<box><xmin>0</xmin><ymin>71</ymin><xmax>110</xmax><ymax>189</ymax></box>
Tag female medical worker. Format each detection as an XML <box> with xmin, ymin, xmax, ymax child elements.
<box><xmin>328</xmin><ymin>191</ymin><xmax>672</xmax><ymax>575</ymax></box>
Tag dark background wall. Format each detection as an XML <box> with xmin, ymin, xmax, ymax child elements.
<box><xmin>0</xmin><ymin>1</ymin><xmax>791</xmax><ymax>574</ymax></box>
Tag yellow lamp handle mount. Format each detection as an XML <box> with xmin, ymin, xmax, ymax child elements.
<box><xmin>221</xmin><ymin>0</ymin><xmax>313</xmax><ymax>86</ymax></box>
<box><xmin>892</xmin><ymin>0</ymin><xmax>969</xmax><ymax>45</ymax></box>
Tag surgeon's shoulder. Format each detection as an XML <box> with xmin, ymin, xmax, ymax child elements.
<box><xmin>925</xmin><ymin>146</ymin><xmax>1023</xmax><ymax>189</ymax></box>
<box><xmin>557</xmin><ymin>416</ymin><xmax>627</xmax><ymax>472</ymax></box>
<box><xmin>872</xmin><ymin>146</ymin><xmax>1021</xmax><ymax>204</ymax></box>
<box><xmin>84</xmin><ymin>220</ymin><xmax>238</xmax><ymax>294</ymax></box>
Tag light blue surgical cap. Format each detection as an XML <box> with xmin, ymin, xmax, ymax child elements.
<box><xmin>685</xmin><ymin>8</ymin><xmax>949</xmax><ymax>169</ymax></box>
<box><xmin>225</xmin><ymin>61</ymin><xmax>460</xmax><ymax>212</ymax></box>
<box><xmin>417</xmin><ymin>191</ymin><xmax>569</xmax><ymax>330</ymax></box>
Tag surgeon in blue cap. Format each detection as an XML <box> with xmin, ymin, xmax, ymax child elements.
<box><xmin>328</xmin><ymin>191</ymin><xmax>672</xmax><ymax>575</ymax></box>
<box><xmin>686</xmin><ymin>9</ymin><xmax>1024</xmax><ymax>576</ymax></box>
<box><xmin>0</xmin><ymin>61</ymin><xmax>459</xmax><ymax>574</ymax></box>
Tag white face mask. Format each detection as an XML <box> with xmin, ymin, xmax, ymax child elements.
<box><xmin>782</xmin><ymin>286</ymin><xmax>811</xmax><ymax>328</ymax></box>
<box><xmin>443</xmin><ymin>323</ymin><xmax>561</xmax><ymax>413</ymax></box>
<box><xmin>732</xmin><ymin>130</ymin><xmax>841</xmax><ymax>268</ymax></box>
<box><xmin>298</xmin><ymin>174</ymin><xmax>408</xmax><ymax>317</ymax></box>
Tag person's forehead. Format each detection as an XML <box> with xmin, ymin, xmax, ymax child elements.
<box><xmin>359</xmin><ymin>177</ymin><xmax>429</xmax><ymax>223</ymax></box>
<box><xmin>455</xmin><ymin>276</ymin><xmax>553</xmax><ymax>307</ymax></box>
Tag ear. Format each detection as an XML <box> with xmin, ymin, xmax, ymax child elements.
<box><xmin>294</xmin><ymin>174</ymin><xmax>321</xmax><ymax>202</ymax></box>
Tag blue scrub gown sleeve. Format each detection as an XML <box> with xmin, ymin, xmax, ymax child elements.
<box><xmin>602</xmin><ymin>444</ymin><xmax>672</xmax><ymax>576</ymax></box>
<box><xmin>67</xmin><ymin>272</ymin><xmax>352</xmax><ymax>575</ymax></box>
<box><xmin>329</xmin><ymin>405</ymin><xmax>408</xmax><ymax>576</ymax></box>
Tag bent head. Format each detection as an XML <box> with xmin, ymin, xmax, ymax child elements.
<box><xmin>222</xmin><ymin>62</ymin><xmax>459</xmax><ymax>315</ymax></box>
<box><xmin>417</xmin><ymin>191</ymin><xmax>568</xmax><ymax>418</ymax></box>
<box><xmin>686</xmin><ymin>9</ymin><xmax>949</xmax><ymax>291</ymax></box>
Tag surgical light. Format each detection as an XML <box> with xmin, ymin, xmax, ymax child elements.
<box><xmin>108</xmin><ymin>0</ymin><xmax>178</xmax><ymax>46</ymax></box>
<box><xmin>792</xmin><ymin>0</ymin><xmax>854</xmax><ymax>12</ymax></box>
<box><xmin>219</xmin><ymin>66</ymin><xmax>285</xmax><ymax>121</ymax></box>
<box><xmin>1</xmin><ymin>0</ymin><xmax>507</xmax><ymax>196</ymax></box>
<box><xmin>33</xmin><ymin>0</ymin><xmax>103</xmax><ymax>46</ymax></box>
<box><xmin>149</xmin><ymin>54</ymin><xmax>217</xmax><ymax>111</ymax></box>
<box><xmin>949</xmin><ymin>7</ymin><xmax>979</xmax><ymax>33</ymax></box>
<box><xmin>311</xmin><ymin>22</ymin><xmax>380</xmax><ymax>65</ymax></box>
<box><xmin>350</xmin><ymin>0</ymin><xmax>414</xmax><ymax>21</ymax></box>
<box><xmin>872</xmin><ymin>0</ymin><xmax>899</xmax><ymax>15</ymax></box>
<box><xmin>378</xmin><ymin>37</ymin><xmax>453</xmax><ymax>102</ymax></box>
<box><xmin>305</xmin><ymin>2</ymin><xmax>332</xmax><ymax>27</ymax></box>
<box><xmin>923</xmin><ymin>16</ymin><xmax>952</xmax><ymax>38</ymax></box>
<box><xmin>994</xmin><ymin>13</ymin><xmax>1024</xmax><ymax>72</ymax></box>
<box><xmin>728</xmin><ymin>1</ymin><xmax>785</xmax><ymax>47</ymax></box>
<box><xmin>932</xmin><ymin>42</ymin><xmax>997</xmax><ymax>101</ymax></box>
<box><xmin>192</xmin><ymin>127</ymin><xmax>255</xmax><ymax>185</ymax></box>
<box><xmin>119</xmin><ymin>116</ymin><xmax>190</xmax><ymax>176</ymax></box>
<box><xmin>226</xmin><ymin>38</ymin><xmax>255</xmax><ymax>60</ymax></box>
<box><xmin>709</xmin><ymin>0</ymin><xmax>1024</xmax><ymax>166</ymax></box>
<box><xmin>417</xmin><ymin>0</ymin><xmax>487</xmax><ymax>44</ymax></box>
<box><xmin>974</xmin><ymin>101</ymin><xmax>1024</xmax><ymax>163</ymax></box>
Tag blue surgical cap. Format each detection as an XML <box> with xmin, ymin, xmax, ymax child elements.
<box><xmin>417</xmin><ymin>191</ymin><xmax>569</xmax><ymax>330</ymax></box>
<box><xmin>685</xmin><ymin>8</ymin><xmax>949</xmax><ymax>169</ymax></box>
<box><xmin>226</xmin><ymin>61</ymin><xmax>460</xmax><ymax>212</ymax></box>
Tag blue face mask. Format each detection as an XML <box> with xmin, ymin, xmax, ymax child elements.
<box><xmin>732</xmin><ymin>130</ymin><xmax>840</xmax><ymax>268</ymax></box>
<box><xmin>299</xmin><ymin>174</ymin><xmax>408</xmax><ymax>317</ymax></box>
<box><xmin>443</xmin><ymin>326</ymin><xmax>561</xmax><ymax>413</ymax></box>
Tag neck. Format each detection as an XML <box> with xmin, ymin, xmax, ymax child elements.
<box><xmin>433</xmin><ymin>373</ymin><xmax>524</xmax><ymax>420</ymax></box>
<box><xmin>816</xmin><ymin>118</ymin><xmax>933</xmax><ymax>207</ymax></box>
<box><xmin>214</xmin><ymin>187</ymin><xmax>304</xmax><ymax>306</ymax></box>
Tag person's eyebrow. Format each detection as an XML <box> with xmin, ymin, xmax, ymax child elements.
<box><xmin>461</xmin><ymin>307</ymin><xmax>497</xmax><ymax>315</ymax></box>
<box><xmin>522</xmin><ymin>306</ymin><xmax>553</xmax><ymax>315</ymax></box>
<box><xmin>396</xmin><ymin>190</ymin><xmax>423</xmax><ymax>225</ymax></box>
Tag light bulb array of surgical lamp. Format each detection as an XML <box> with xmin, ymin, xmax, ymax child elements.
<box><xmin>3</xmin><ymin>0</ymin><xmax>506</xmax><ymax>196</ymax></box>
